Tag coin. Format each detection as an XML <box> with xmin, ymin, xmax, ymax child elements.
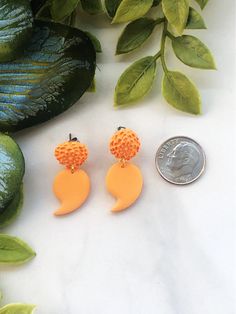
<box><xmin>155</xmin><ymin>136</ymin><xmax>206</xmax><ymax>185</ymax></box>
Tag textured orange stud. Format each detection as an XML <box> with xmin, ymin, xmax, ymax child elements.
<box><xmin>106</xmin><ymin>127</ymin><xmax>143</xmax><ymax>212</ymax></box>
<box><xmin>109</xmin><ymin>127</ymin><xmax>140</xmax><ymax>161</ymax></box>
<box><xmin>53</xmin><ymin>134</ymin><xmax>90</xmax><ymax>216</ymax></box>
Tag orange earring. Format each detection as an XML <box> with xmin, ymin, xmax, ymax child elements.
<box><xmin>106</xmin><ymin>127</ymin><xmax>143</xmax><ymax>212</ymax></box>
<box><xmin>53</xmin><ymin>134</ymin><xmax>90</xmax><ymax>216</ymax></box>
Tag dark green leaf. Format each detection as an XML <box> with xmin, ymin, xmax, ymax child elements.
<box><xmin>195</xmin><ymin>0</ymin><xmax>209</xmax><ymax>10</ymax></box>
<box><xmin>0</xmin><ymin>185</ymin><xmax>23</xmax><ymax>229</ymax></box>
<box><xmin>0</xmin><ymin>134</ymin><xmax>24</xmax><ymax>209</ymax></box>
<box><xmin>51</xmin><ymin>0</ymin><xmax>79</xmax><ymax>21</ymax></box>
<box><xmin>112</xmin><ymin>0</ymin><xmax>153</xmax><ymax>24</ymax></box>
<box><xmin>162</xmin><ymin>71</ymin><xmax>201</xmax><ymax>114</ymax></box>
<box><xmin>162</xmin><ymin>0</ymin><xmax>189</xmax><ymax>35</ymax></box>
<box><xmin>105</xmin><ymin>0</ymin><xmax>122</xmax><ymax>17</ymax></box>
<box><xmin>186</xmin><ymin>7</ymin><xmax>206</xmax><ymax>29</ymax></box>
<box><xmin>0</xmin><ymin>0</ymin><xmax>33</xmax><ymax>62</ymax></box>
<box><xmin>115</xmin><ymin>56</ymin><xmax>156</xmax><ymax>106</ymax></box>
<box><xmin>81</xmin><ymin>0</ymin><xmax>103</xmax><ymax>15</ymax></box>
<box><xmin>0</xmin><ymin>21</ymin><xmax>96</xmax><ymax>132</ymax></box>
<box><xmin>116</xmin><ymin>18</ymin><xmax>156</xmax><ymax>55</ymax></box>
<box><xmin>172</xmin><ymin>35</ymin><xmax>216</xmax><ymax>69</ymax></box>
<box><xmin>0</xmin><ymin>234</ymin><xmax>36</xmax><ymax>265</ymax></box>
<box><xmin>0</xmin><ymin>304</ymin><xmax>36</xmax><ymax>314</ymax></box>
<box><xmin>84</xmin><ymin>32</ymin><xmax>102</xmax><ymax>52</ymax></box>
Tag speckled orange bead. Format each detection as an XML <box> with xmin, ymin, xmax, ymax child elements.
<box><xmin>109</xmin><ymin>128</ymin><xmax>140</xmax><ymax>161</ymax></box>
<box><xmin>55</xmin><ymin>140</ymin><xmax>88</xmax><ymax>170</ymax></box>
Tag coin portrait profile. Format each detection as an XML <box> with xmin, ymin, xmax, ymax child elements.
<box><xmin>166</xmin><ymin>141</ymin><xmax>200</xmax><ymax>181</ymax></box>
<box><xmin>156</xmin><ymin>136</ymin><xmax>206</xmax><ymax>185</ymax></box>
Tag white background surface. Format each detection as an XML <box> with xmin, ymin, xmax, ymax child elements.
<box><xmin>1</xmin><ymin>1</ymin><xmax>236</xmax><ymax>313</ymax></box>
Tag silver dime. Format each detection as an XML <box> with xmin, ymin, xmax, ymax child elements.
<box><xmin>155</xmin><ymin>136</ymin><xmax>206</xmax><ymax>185</ymax></box>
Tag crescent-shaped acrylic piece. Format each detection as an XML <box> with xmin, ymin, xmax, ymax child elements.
<box><xmin>53</xmin><ymin>169</ymin><xmax>90</xmax><ymax>216</ymax></box>
<box><xmin>106</xmin><ymin>162</ymin><xmax>143</xmax><ymax>212</ymax></box>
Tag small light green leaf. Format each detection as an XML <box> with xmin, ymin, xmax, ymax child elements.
<box><xmin>80</xmin><ymin>0</ymin><xmax>103</xmax><ymax>14</ymax></box>
<box><xmin>116</xmin><ymin>18</ymin><xmax>156</xmax><ymax>55</ymax></box>
<box><xmin>51</xmin><ymin>0</ymin><xmax>79</xmax><ymax>21</ymax></box>
<box><xmin>162</xmin><ymin>71</ymin><xmax>201</xmax><ymax>114</ymax></box>
<box><xmin>0</xmin><ymin>304</ymin><xmax>36</xmax><ymax>314</ymax></box>
<box><xmin>186</xmin><ymin>7</ymin><xmax>206</xmax><ymax>29</ymax></box>
<box><xmin>0</xmin><ymin>0</ymin><xmax>33</xmax><ymax>62</ymax></box>
<box><xmin>195</xmin><ymin>0</ymin><xmax>209</xmax><ymax>10</ymax></box>
<box><xmin>0</xmin><ymin>185</ymin><xmax>23</xmax><ymax>229</ymax></box>
<box><xmin>114</xmin><ymin>56</ymin><xmax>156</xmax><ymax>106</ymax></box>
<box><xmin>0</xmin><ymin>134</ymin><xmax>25</xmax><ymax>209</ymax></box>
<box><xmin>162</xmin><ymin>0</ymin><xmax>189</xmax><ymax>35</ymax></box>
<box><xmin>112</xmin><ymin>0</ymin><xmax>153</xmax><ymax>24</ymax></box>
<box><xmin>105</xmin><ymin>0</ymin><xmax>122</xmax><ymax>17</ymax></box>
<box><xmin>172</xmin><ymin>35</ymin><xmax>216</xmax><ymax>69</ymax></box>
<box><xmin>0</xmin><ymin>234</ymin><xmax>36</xmax><ymax>265</ymax></box>
<box><xmin>84</xmin><ymin>32</ymin><xmax>102</xmax><ymax>52</ymax></box>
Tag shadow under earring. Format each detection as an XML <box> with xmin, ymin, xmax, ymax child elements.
<box><xmin>53</xmin><ymin>134</ymin><xmax>90</xmax><ymax>216</ymax></box>
<box><xmin>106</xmin><ymin>127</ymin><xmax>143</xmax><ymax>212</ymax></box>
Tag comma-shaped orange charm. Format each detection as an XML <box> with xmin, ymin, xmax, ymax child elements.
<box><xmin>106</xmin><ymin>127</ymin><xmax>143</xmax><ymax>212</ymax></box>
<box><xmin>53</xmin><ymin>134</ymin><xmax>90</xmax><ymax>216</ymax></box>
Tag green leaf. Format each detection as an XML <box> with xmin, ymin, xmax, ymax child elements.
<box><xmin>162</xmin><ymin>0</ymin><xmax>189</xmax><ymax>35</ymax></box>
<box><xmin>114</xmin><ymin>56</ymin><xmax>156</xmax><ymax>106</ymax></box>
<box><xmin>51</xmin><ymin>0</ymin><xmax>79</xmax><ymax>21</ymax></box>
<box><xmin>80</xmin><ymin>0</ymin><xmax>103</xmax><ymax>15</ymax></box>
<box><xmin>0</xmin><ymin>304</ymin><xmax>36</xmax><ymax>314</ymax></box>
<box><xmin>162</xmin><ymin>71</ymin><xmax>201</xmax><ymax>114</ymax></box>
<box><xmin>0</xmin><ymin>134</ymin><xmax>25</xmax><ymax>209</ymax></box>
<box><xmin>172</xmin><ymin>35</ymin><xmax>216</xmax><ymax>69</ymax></box>
<box><xmin>0</xmin><ymin>185</ymin><xmax>23</xmax><ymax>229</ymax></box>
<box><xmin>112</xmin><ymin>0</ymin><xmax>153</xmax><ymax>24</ymax></box>
<box><xmin>105</xmin><ymin>0</ymin><xmax>122</xmax><ymax>17</ymax></box>
<box><xmin>195</xmin><ymin>0</ymin><xmax>209</xmax><ymax>9</ymax></box>
<box><xmin>84</xmin><ymin>32</ymin><xmax>102</xmax><ymax>52</ymax></box>
<box><xmin>116</xmin><ymin>18</ymin><xmax>156</xmax><ymax>55</ymax></box>
<box><xmin>0</xmin><ymin>234</ymin><xmax>36</xmax><ymax>265</ymax></box>
<box><xmin>186</xmin><ymin>7</ymin><xmax>206</xmax><ymax>29</ymax></box>
<box><xmin>0</xmin><ymin>21</ymin><xmax>96</xmax><ymax>132</ymax></box>
<box><xmin>0</xmin><ymin>0</ymin><xmax>33</xmax><ymax>62</ymax></box>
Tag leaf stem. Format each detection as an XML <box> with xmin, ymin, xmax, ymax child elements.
<box><xmin>154</xmin><ymin>17</ymin><xmax>165</xmax><ymax>26</ymax></box>
<box><xmin>160</xmin><ymin>20</ymin><xmax>168</xmax><ymax>74</ymax></box>
<box><xmin>166</xmin><ymin>31</ymin><xmax>175</xmax><ymax>41</ymax></box>
<box><xmin>154</xmin><ymin>50</ymin><xmax>161</xmax><ymax>61</ymax></box>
